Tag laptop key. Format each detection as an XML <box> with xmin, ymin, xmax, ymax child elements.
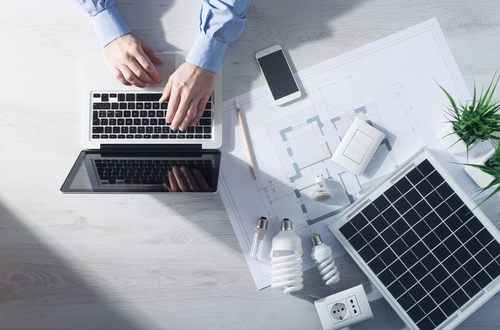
<box><xmin>199</xmin><ymin>119</ymin><xmax>211</xmax><ymax>126</ymax></box>
<box><xmin>137</xmin><ymin>93</ymin><xmax>162</xmax><ymax>101</ymax></box>
<box><xmin>93</xmin><ymin>103</ymin><xmax>110</xmax><ymax>109</ymax></box>
<box><xmin>93</xmin><ymin>127</ymin><xmax>104</xmax><ymax>133</ymax></box>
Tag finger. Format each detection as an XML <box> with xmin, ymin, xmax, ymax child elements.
<box><xmin>165</xmin><ymin>79</ymin><xmax>180</xmax><ymax>123</ymax></box>
<box><xmin>109</xmin><ymin>66</ymin><xmax>132</xmax><ymax>86</ymax></box>
<box><xmin>170</xmin><ymin>92</ymin><xmax>194</xmax><ymax>130</ymax></box>
<box><xmin>191</xmin><ymin>95</ymin><xmax>211</xmax><ymax>126</ymax></box>
<box><xmin>172</xmin><ymin>166</ymin><xmax>191</xmax><ymax>192</ymax></box>
<box><xmin>135</xmin><ymin>48</ymin><xmax>161</xmax><ymax>83</ymax></box>
<box><xmin>180</xmin><ymin>166</ymin><xmax>201</xmax><ymax>192</ymax></box>
<box><xmin>142</xmin><ymin>41</ymin><xmax>163</xmax><ymax>64</ymax></box>
<box><xmin>166</xmin><ymin>170</ymin><xmax>181</xmax><ymax>192</ymax></box>
<box><xmin>117</xmin><ymin>63</ymin><xmax>148</xmax><ymax>88</ymax></box>
<box><xmin>159</xmin><ymin>80</ymin><xmax>172</xmax><ymax>104</ymax></box>
<box><xmin>178</xmin><ymin>100</ymin><xmax>198</xmax><ymax>131</ymax></box>
<box><xmin>169</xmin><ymin>94</ymin><xmax>190</xmax><ymax>130</ymax></box>
<box><xmin>126</xmin><ymin>58</ymin><xmax>156</xmax><ymax>86</ymax></box>
<box><xmin>191</xmin><ymin>168</ymin><xmax>212</xmax><ymax>192</ymax></box>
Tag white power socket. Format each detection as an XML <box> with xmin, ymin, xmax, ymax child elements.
<box><xmin>314</xmin><ymin>284</ymin><xmax>373</xmax><ymax>330</ymax></box>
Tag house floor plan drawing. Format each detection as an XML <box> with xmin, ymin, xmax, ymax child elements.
<box><xmin>218</xmin><ymin>19</ymin><xmax>482</xmax><ymax>289</ymax></box>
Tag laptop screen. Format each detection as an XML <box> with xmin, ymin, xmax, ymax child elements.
<box><xmin>61</xmin><ymin>149</ymin><xmax>221</xmax><ymax>193</ymax></box>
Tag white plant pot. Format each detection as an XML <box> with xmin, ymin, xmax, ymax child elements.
<box><xmin>436</xmin><ymin>123</ymin><xmax>477</xmax><ymax>154</ymax></box>
<box><xmin>464</xmin><ymin>148</ymin><xmax>498</xmax><ymax>189</ymax></box>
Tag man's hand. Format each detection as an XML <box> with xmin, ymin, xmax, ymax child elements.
<box><xmin>164</xmin><ymin>165</ymin><xmax>213</xmax><ymax>192</ymax></box>
<box><xmin>103</xmin><ymin>33</ymin><xmax>163</xmax><ymax>88</ymax></box>
<box><xmin>159</xmin><ymin>62</ymin><xmax>216</xmax><ymax>131</ymax></box>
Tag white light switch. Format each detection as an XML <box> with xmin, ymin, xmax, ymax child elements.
<box><xmin>331</xmin><ymin>118</ymin><xmax>385</xmax><ymax>176</ymax></box>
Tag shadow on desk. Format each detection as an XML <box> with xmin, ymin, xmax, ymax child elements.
<box><xmin>225</xmin><ymin>0</ymin><xmax>371</xmax><ymax>99</ymax></box>
<box><xmin>0</xmin><ymin>201</ymin><xmax>148</xmax><ymax>329</ymax></box>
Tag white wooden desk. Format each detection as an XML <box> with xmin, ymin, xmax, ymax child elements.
<box><xmin>1</xmin><ymin>1</ymin><xmax>499</xmax><ymax>329</ymax></box>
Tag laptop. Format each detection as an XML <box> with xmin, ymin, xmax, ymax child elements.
<box><xmin>328</xmin><ymin>147</ymin><xmax>500</xmax><ymax>329</ymax></box>
<box><xmin>61</xmin><ymin>52</ymin><xmax>222</xmax><ymax>193</ymax></box>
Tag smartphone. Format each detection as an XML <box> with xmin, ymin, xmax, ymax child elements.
<box><xmin>255</xmin><ymin>44</ymin><xmax>302</xmax><ymax>106</ymax></box>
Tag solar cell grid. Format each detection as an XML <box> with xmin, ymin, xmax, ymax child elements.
<box><xmin>336</xmin><ymin>155</ymin><xmax>500</xmax><ymax>329</ymax></box>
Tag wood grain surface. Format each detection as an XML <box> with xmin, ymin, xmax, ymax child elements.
<box><xmin>0</xmin><ymin>1</ymin><xmax>499</xmax><ymax>329</ymax></box>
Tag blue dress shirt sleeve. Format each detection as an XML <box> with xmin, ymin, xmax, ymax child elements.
<box><xmin>71</xmin><ymin>0</ymin><xmax>250</xmax><ymax>72</ymax></box>
<box><xmin>186</xmin><ymin>0</ymin><xmax>251</xmax><ymax>73</ymax></box>
<box><xmin>70</xmin><ymin>0</ymin><xmax>131</xmax><ymax>47</ymax></box>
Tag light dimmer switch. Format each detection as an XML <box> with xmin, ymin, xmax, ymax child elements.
<box><xmin>331</xmin><ymin>118</ymin><xmax>385</xmax><ymax>176</ymax></box>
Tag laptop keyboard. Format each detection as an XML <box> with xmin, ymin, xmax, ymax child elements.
<box><xmin>94</xmin><ymin>159</ymin><xmax>214</xmax><ymax>185</ymax></box>
<box><xmin>91</xmin><ymin>92</ymin><xmax>213</xmax><ymax>140</ymax></box>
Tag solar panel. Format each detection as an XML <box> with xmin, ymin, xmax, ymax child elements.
<box><xmin>328</xmin><ymin>147</ymin><xmax>500</xmax><ymax>330</ymax></box>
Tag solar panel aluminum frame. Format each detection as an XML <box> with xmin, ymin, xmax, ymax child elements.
<box><xmin>327</xmin><ymin>147</ymin><xmax>500</xmax><ymax>330</ymax></box>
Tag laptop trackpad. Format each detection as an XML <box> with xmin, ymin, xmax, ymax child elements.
<box><xmin>154</xmin><ymin>54</ymin><xmax>176</xmax><ymax>86</ymax></box>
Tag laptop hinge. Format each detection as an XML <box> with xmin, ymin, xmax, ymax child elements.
<box><xmin>100</xmin><ymin>144</ymin><xmax>203</xmax><ymax>152</ymax></box>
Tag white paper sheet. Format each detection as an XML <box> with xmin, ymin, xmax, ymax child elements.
<box><xmin>219</xmin><ymin>18</ymin><xmax>485</xmax><ymax>290</ymax></box>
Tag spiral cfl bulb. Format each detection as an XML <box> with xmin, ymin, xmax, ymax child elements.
<box><xmin>312</xmin><ymin>175</ymin><xmax>333</xmax><ymax>202</ymax></box>
<box><xmin>310</xmin><ymin>233</ymin><xmax>340</xmax><ymax>286</ymax></box>
<box><xmin>270</xmin><ymin>219</ymin><xmax>304</xmax><ymax>294</ymax></box>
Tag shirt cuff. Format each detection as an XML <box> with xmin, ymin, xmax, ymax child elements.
<box><xmin>89</xmin><ymin>5</ymin><xmax>131</xmax><ymax>47</ymax></box>
<box><xmin>186</xmin><ymin>32</ymin><xmax>228</xmax><ymax>73</ymax></box>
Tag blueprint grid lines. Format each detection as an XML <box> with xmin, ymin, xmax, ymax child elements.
<box><xmin>219</xmin><ymin>19</ymin><xmax>477</xmax><ymax>289</ymax></box>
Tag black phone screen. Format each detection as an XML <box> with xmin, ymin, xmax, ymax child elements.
<box><xmin>257</xmin><ymin>50</ymin><xmax>299</xmax><ymax>100</ymax></box>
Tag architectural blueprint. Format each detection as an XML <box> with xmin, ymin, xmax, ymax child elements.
<box><xmin>218</xmin><ymin>18</ymin><xmax>484</xmax><ymax>289</ymax></box>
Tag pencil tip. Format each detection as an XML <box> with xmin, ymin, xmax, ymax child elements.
<box><xmin>235</xmin><ymin>100</ymin><xmax>240</xmax><ymax>108</ymax></box>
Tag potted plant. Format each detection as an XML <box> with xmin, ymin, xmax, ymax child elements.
<box><xmin>436</xmin><ymin>72</ymin><xmax>500</xmax><ymax>156</ymax></box>
<box><xmin>463</xmin><ymin>142</ymin><xmax>500</xmax><ymax>213</ymax></box>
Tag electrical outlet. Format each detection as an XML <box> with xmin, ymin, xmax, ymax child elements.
<box><xmin>314</xmin><ymin>285</ymin><xmax>373</xmax><ymax>330</ymax></box>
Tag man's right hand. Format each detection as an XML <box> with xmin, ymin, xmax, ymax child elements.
<box><xmin>102</xmin><ymin>33</ymin><xmax>163</xmax><ymax>88</ymax></box>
